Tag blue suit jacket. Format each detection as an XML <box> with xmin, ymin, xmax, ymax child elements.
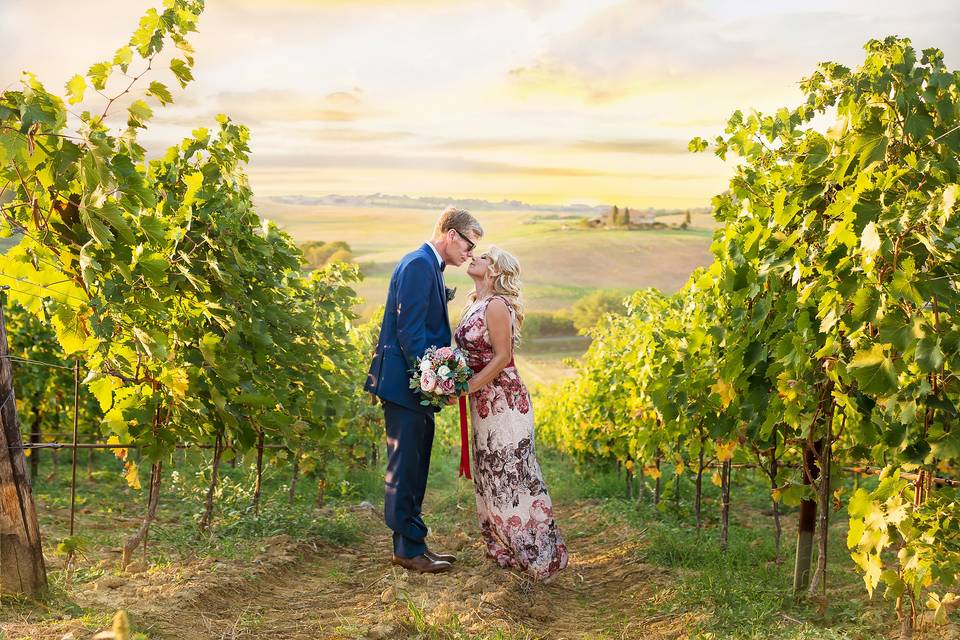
<box><xmin>364</xmin><ymin>243</ymin><xmax>451</xmax><ymax>413</ymax></box>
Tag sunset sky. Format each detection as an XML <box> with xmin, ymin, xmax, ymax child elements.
<box><xmin>3</xmin><ymin>0</ymin><xmax>958</xmax><ymax>209</ymax></box>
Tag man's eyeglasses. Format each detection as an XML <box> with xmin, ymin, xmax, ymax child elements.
<box><xmin>454</xmin><ymin>229</ymin><xmax>476</xmax><ymax>252</ymax></box>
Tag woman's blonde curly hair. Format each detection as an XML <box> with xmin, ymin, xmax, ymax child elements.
<box><xmin>465</xmin><ymin>245</ymin><xmax>525</xmax><ymax>344</ymax></box>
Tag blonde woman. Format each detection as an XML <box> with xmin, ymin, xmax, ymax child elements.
<box><xmin>454</xmin><ymin>246</ymin><xmax>568</xmax><ymax>582</ymax></box>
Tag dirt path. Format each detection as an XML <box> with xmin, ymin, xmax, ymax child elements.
<box><xmin>0</xmin><ymin>487</ymin><xmax>693</xmax><ymax>640</ymax></box>
<box><xmin>122</xmin><ymin>499</ymin><xmax>687</xmax><ymax>640</ymax></box>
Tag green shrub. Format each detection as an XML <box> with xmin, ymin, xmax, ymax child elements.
<box><xmin>524</xmin><ymin>311</ymin><xmax>576</xmax><ymax>338</ymax></box>
<box><xmin>300</xmin><ymin>240</ymin><xmax>353</xmax><ymax>269</ymax></box>
<box><xmin>570</xmin><ymin>289</ymin><xmax>628</xmax><ymax>332</ymax></box>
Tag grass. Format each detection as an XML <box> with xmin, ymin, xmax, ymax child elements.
<box><xmin>4</xmin><ymin>421</ymin><xmax>909</xmax><ymax>639</ymax></box>
<box><xmin>513</xmin><ymin>353</ymin><xmax>578</xmax><ymax>388</ymax></box>
<box><xmin>509</xmin><ymin>335</ymin><xmax>590</xmax><ymax>387</ymax></box>
<box><xmin>3</xmin><ymin>449</ymin><xmax>379</xmax><ymax>597</ymax></box>
<box><xmin>533</xmin><ymin>448</ymin><xmax>894</xmax><ymax>639</ymax></box>
<box><xmin>402</xmin><ymin>598</ymin><xmax>537</xmax><ymax>640</ymax></box>
<box><xmin>0</xmin><ymin>449</ymin><xmax>388</xmax><ymax>638</ymax></box>
<box><xmin>361</xmin><ymin>440</ymin><xmax>898</xmax><ymax>639</ymax></box>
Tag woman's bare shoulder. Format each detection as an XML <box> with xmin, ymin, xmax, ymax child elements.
<box><xmin>484</xmin><ymin>296</ymin><xmax>511</xmax><ymax>316</ymax></box>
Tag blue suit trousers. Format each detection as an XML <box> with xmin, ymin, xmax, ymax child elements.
<box><xmin>382</xmin><ymin>400</ymin><xmax>435</xmax><ymax>558</ymax></box>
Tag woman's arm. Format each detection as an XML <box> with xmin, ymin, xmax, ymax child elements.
<box><xmin>465</xmin><ymin>298</ymin><xmax>514</xmax><ymax>394</ymax></box>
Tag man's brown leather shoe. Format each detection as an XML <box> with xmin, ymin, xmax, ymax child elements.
<box><xmin>425</xmin><ymin>548</ymin><xmax>457</xmax><ymax>563</ymax></box>
<box><xmin>391</xmin><ymin>554</ymin><xmax>452</xmax><ymax>574</ymax></box>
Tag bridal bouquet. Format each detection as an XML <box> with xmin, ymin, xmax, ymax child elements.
<box><xmin>410</xmin><ymin>346</ymin><xmax>473</xmax><ymax>408</ymax></box>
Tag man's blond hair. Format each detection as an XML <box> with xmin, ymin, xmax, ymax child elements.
<box><xmin>433</xmin><ymin>206</ymin><xmax>483</xmax><ymax>240</ymax></box>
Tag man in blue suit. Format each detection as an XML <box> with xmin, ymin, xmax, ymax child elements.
<box><xmin>365</xmin><ymin>207</ymin><xmax>483</xmax><ymax>573</ymax></box>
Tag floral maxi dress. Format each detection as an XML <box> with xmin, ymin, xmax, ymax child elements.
<box><xmin>454</xmin><ymin>296</ymin><xmax>568</xmax><ymax>581</ymax></box>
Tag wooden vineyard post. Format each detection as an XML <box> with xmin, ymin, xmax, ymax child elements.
<box><xmin>251</xmin><ymin>430</ymin><xmax>264</xmax><ymax>515</ymax></box>
<box><xmin>793</xmin><ymin>439</ymin><xmax>821</xmax><ymax>594</ymax></box>
<box><xmin>316</xmin><ymin>468</ymin><xmax>327</xmax><ymax>509</ymax></box>
<box><xmin>0</xmin><ymin>302</ymin><xmax>48</xmax><ymax>596</ymax></box>
<box><xmin>719</xmin><ymin>459</ymin><xmax>732</xmax><ymax>551</ymax></box>
<box><xmin>69</xmin><ymin>360</ymin><xmax>79</xmax><ymax>537</ymax></box>
<box><xmin>808</xmin><ymin>410</ymin><xmax>838</xmax><ymax>598</ymax></box>
<box><xmin>199</xmin><ymin>431</ymin><xmax>224</xmax><ymax>532</ymax></box>
<box><xmin>637</xmin><ymin>463</ymin><xmax>645</xmax><ymax>505</ymax></box>
<box><xmin>695</xmin><ymin>428</ymin><xmax>706</xmax><ymax>529</ymax></box>
<box><xmin>654</xmin><ymin>456</ymin><xmax>662</xmax><ymax>506</ymax></box>
<box><xmin>121</xmin><ymin>460</ymin><xmax>162</xmax><ymax>570</ymax></box>
<box><xmin>768</xmin><ymin>452</ymin><xmax>782</xmax><ymax>563</ymax></box>
<box><xmin>288</xmin><ymin>452</ymin><xmax>300</xmax><ymax>506</ymax></box>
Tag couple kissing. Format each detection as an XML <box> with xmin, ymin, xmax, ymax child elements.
<box><xmin>364</xmin><ymin>206</ymin><xmax>568</xmax><ymax>582</ymax></box>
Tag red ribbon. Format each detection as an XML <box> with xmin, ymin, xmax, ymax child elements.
<box><xmin>458</xmin><ymin>395</ymin><xmax>472</xmax><ymax>480</ymax></box>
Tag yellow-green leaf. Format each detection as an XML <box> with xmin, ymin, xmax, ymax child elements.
<box><xmin>147</xmin><ymin>81</ymin><xmax>173</xmax><ymax>105</ymax></box>
<box><xmin>127</xmin><ymin>100</ymin><xmax>153</xmax><ymax>127</ymax></box>
<box><xmin>112</xmin><ymin>45</ymin><xmax>133</xmax><ymax>72</ymax></box>
<box><xmin>65</xmin><ymin>75</ymin><xmax>86</xmax><ymax>104</ymax></box>
<box><xmin>51</xmin><ymin>304</ymin><xmax>97</xmax><ymax>355</ymax></box>
<box><xmin>847</xmin><ymin>516</ymin><xmax>866</xmax><ymax>549</ymax></box>
<box><xmin>182</xmin><ymin>171</ymin><xmax>204</xmax><ymax>207</ymax></box>
<box><xmin>124</xmin><ymin>461</ymin><xmax>142</xmax><ymax>490</ymax></box>
<box><xmin>860</xmin><ymin>221</ymin><xmax>881</xmax><ymax>256</ymax></box>
<box><xmin>87</xmin><ymin>62</ymin><xmax>111</xmax><ymax>91</ymax></box>
<box><xmin>88</xmin><ymin>376</ymin><xmax>117</xmax><ymax>412</ymax></box>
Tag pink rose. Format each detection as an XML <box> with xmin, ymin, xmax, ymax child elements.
<box><xmin>420</xmin><ymin>371</ymin><xmax>437</xmax><ymax>393</ymax></box>
<box><xmin>438</xmin><ymin>378</ymin><xmax>455</xmax><ymax>395</ymax></box>
<box><xmin>435</xmin><ymin>346</ymin><xmax>455</xmax><ymax>361</ymax></box>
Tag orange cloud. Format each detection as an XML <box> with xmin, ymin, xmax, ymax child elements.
<box><xmin>204</xmin><ymin>89</ymin><xmax>369</xmax><ymax>124</ymax></box>
<box><xmin>250</xmin><ymin>152</ymin><xmax>618</xmax><ymax>177</ymax></box>
<box><xmin>431</xmin><ymin>137</ymin><xmax>689</xmax><ymax>155</ymax></box>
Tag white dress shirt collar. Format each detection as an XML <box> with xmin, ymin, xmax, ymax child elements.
<box><xmin>427</xmin><ymin>241</ymin><xmax>444</xmax><ymax>269</ymax></box>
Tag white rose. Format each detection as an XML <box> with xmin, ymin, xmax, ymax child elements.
<box><xmin>419</xmin><ymin>359</ymin><xmax>432</xmax><ymax>373</ymax></box>
<box><xmin>437</xmin><ymin>365</ymin><xmax>451</xmax><ymax>378</ymax></box>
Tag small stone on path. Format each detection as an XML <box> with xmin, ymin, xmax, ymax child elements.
<box><xmin>96</xmin><ymin>576</ymin><xmax>125</xmax><ymax>590</ymax></box>
<box><xmin>380</xmin><ymin>585</ymin><xmax>397</xmax><ymax>604</ymax></box>
<box><xmin>366</xmin><ymin>623</ymin><xmax>395</xmax><ymax>639</ymax></box>
<box><xmin>479</xmin><ymin>589</ymin><xmax>510</xmax><ymax>607</ymax></box>
<box><xmin>462</xmin><ymin>575</ymin><xmax>484</xmax><ymax>594</ymax></box>
<box><xmin>124</xmin><ymin>561</ymin><xmax>148</xmax><ymax>574</ymax></box>
<box><xmin>264</xmin><ymin>534</ymin><xmax>291</xmax><ymax>547</ymax></box>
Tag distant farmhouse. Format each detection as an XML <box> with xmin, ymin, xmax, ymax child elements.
<box><xmin>588</xmin><ymin>206</ymin><xmax>663</xmax><ymax>229</ymax></box>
